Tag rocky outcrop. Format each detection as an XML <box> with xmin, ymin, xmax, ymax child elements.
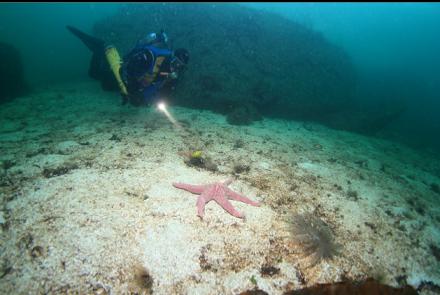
<box><xmin>93</xmin><ymin>4</ymin><xmax>356</xmax><ymax>124</ymax></box>
<box><xmin>0</xmin><ymin>42</ymin><xmax>29</xmax><ymax>104</ymax></box>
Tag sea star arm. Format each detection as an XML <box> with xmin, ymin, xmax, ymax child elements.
<box><xmin>225</xmin><ymin>187</ymin><xmax>261</xmax><ymax>207</ymax></box>
<box><xmin>213</xmin><ymin>191</ymin><xmax>245</xmax><ymax>218</ymax></box>
<box><xmin>172</xmin><ymin>182</ymin><xmax>207</xmax><ymax>194</ymax></box>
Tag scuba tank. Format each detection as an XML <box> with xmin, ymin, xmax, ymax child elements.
<box><xmin>136</xmin><ymin>29</ymin><xmax>169</xmax><ymax>48</ymax></box>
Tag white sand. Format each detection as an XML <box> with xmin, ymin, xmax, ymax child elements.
<box><xmin>0</xmin><ymin>81</ymin><xmax>439</xmax><ymax>294</ymax></box>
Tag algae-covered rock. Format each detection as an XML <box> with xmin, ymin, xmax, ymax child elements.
<box><xmin>0</xmin><ymin>42</ymin><xmax>29</xmax><ymax>104</ymax></box>
<box><xmin>93</xmin><ymin>3</ymin><xmax>356</xmax><ymax>125</ymax></box>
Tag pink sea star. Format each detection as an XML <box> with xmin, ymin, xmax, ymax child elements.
<box><xmin>172</xmin><ymin>178</ymin><xmax>261</xmax><ymax>219</ymax></box>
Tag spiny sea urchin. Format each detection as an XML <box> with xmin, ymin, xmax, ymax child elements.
<box><xmin>287</xmin><ymin>212</ymin><xmax>340</xmax><ymax>267</ymax></box>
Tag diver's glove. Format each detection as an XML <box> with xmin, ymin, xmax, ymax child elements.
<box><xmin>170</xmin><ymin>72</ymin><xmax>178</xmax><ymax>79</ymax></box>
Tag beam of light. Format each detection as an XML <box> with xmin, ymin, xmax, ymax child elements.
<box><xmin>156</xmin><ymin>101</ymin><xmax>182</xmax><ymax>129</ymax></box>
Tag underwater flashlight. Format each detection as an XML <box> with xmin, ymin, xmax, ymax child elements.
<box><xmin>157</xmin><ymin>102</ymin><xmax>166</xmax><ymax>112</ymax></box>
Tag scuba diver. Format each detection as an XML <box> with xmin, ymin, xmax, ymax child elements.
<box><xmin>66</xmin><ymin>26</ymin><xmax>189</xmax><ymax>106</ymax></box>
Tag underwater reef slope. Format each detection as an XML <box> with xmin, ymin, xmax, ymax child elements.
<box><xmin>93</xmin><ymin>3</ymin><xmax>357</xmax><ymax>124</ymax></box>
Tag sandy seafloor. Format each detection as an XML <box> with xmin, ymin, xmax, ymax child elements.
<box><xmin>1</xmin><ymin>81</ymin><xmax>440</xmax><ymax>294</ymax></box>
